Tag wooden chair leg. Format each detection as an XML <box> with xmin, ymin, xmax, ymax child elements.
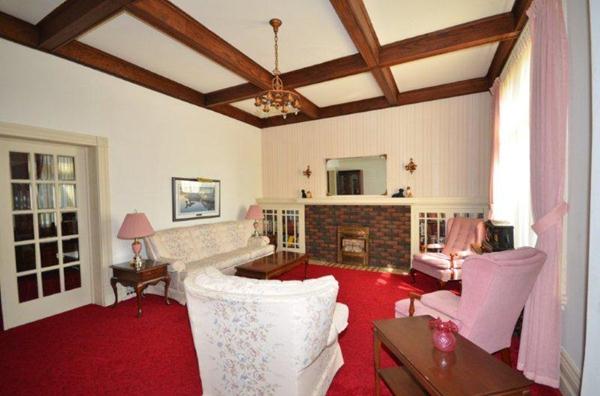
<box><xmin>498</xmin><ymin>348</ymin><xmax>512</xmax><ymax>366</ymax></box>
<box><xmin>409</xmin><ymin>268</ymin><xmax>416</xmax><ymax>284</ymax></box>
<box><xmin>438</xmin><ymin>280</ymin><xmax>447</xmax><ymax>289</ymax></box>
<box><xmin>408</xmin><ymin>292</ymin><xmax>422</xmax><ymax>317</ymax></box>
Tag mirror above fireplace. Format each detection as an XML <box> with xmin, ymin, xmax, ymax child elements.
<box><xmin>326</xmin><ymin>155</ymin><xmax>387</xmax><ymax>195</ymax></box>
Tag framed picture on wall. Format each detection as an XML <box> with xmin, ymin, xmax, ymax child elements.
<box><xmin>172</xmin><ymin>177</ymin><xmax>221</xmax><ymax>221</ymax></box>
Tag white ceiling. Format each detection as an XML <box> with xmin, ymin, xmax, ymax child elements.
<box><xmin>392</xmin><ymin>43</ymin><xmax>499</xmax><ymax>92</ymax></box>
<box><xmin>296</xmin><ymin>72</ymin><xmax>382</xmax><ymax>108</ymax></box>
<box><xmin>170</xmin><ymin>0</ymin><xmax>358</xmax><ymax>73</ymax></box>
<box><xmin>0</xmin><ymin>0</ymin><xmax>507</xmax><ymax>112</ymax></box>
<box><xmin>79</xmin><ymin>12</ymin><xmax>247</xmax><ymax>93</ymax></box>
<box><xmin>364</xmin><ymin>0</ymin><xmax>515</xmax><ymax>45</ymax></box>
<box><xmin>0</xmin><ymin>0</ymin><xmax>63</xmax><ymax>24</ymax></box>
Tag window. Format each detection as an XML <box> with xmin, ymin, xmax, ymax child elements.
<box><xmin>492</xmin><ymin>28</ymin><xmax>534</xmax><ymax>248</ymax></box>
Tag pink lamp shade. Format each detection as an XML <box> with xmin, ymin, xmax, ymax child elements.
<box><xmin>245</xmin><ymin>205</ymin><xmax>263</xmax><ymax>220</ymax></box>
<box><xmin>117</xmin><ymin>212</ymin><xmax>155</xmax><ymax>240</ymax></box>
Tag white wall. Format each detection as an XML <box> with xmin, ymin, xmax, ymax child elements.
<box><xmin>562</xmin><ymin>0</ymin><xmax>591</xmax><ymax>384</ymax></box>
<box><xmin>262</xmin><ymin>93</ymin><xmax>492</xmax><ymax>199</ymax></box>
<box><xmin>581</xmin><ymin>0</ymin><xmax>599</xmax><ymax>393</ymax></box>
<box><xmin>0</xmin><ymin>39</ymin><xmax>262</xmax><ymax>265</ymax></box>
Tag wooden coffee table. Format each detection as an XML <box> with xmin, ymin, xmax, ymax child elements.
<box><xmin>374</xmin><ymin>316</ymin><xmax>532</xmax><ymax>396</ymax></box>
<box><xmin>235</xmin><ymin>251</ymin><xmax>309</xmax><ymax>280</ymax></box>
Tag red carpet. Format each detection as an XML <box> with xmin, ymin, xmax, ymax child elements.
<box><xmin>0</xmin><ymin>265</ymin><xmax>561</xmax><ymax>395</ymax></box>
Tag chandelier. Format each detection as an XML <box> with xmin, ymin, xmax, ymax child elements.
<box><xmin>254</xmin><ymin>18</ymin><xmax>301</xmax><ymax>119</ymax></box>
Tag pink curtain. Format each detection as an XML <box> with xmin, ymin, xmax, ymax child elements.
<box><xmin>488</xmin><ymin>78</ymin><xmax>501</xmax><ymax>219</ymax></box>
<box><xmin>517</xmin><ymin>0</ymin><xmax>569</xmax><ymax>388</ymax></box>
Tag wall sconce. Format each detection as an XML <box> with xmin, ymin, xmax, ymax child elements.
<box><xmin>302</xmin><ymin>165</ymin><xmax>312</xmax><ymax>178</ymax></box>
<box><xmin>404</xmin><ymin>158</ymin><xmax>417</xmax><ymax>174</ymax></box>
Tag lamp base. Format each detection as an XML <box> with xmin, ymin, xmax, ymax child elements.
<box><xmin>252</xmin><ymin>220</ymin><xmax>260</xmax><ymax>237</ymax></box>
<box><xmin>130</xmin><ymin>239</ymin><xmax>144</xmax><ymax>270</ymax></box>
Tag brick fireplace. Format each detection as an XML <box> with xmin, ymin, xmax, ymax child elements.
<box><xmin>305</xmin><ymin>205</ymin><xmax>411</xmax><ymax>269</ymax></box>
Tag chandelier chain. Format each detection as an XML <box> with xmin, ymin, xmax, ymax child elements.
<box><xmin>273</xmin><ymin>28</ymin><xmax>280</xmax><ymax>76</ymax></box>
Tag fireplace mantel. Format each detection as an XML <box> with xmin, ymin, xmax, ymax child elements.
<box><xmin>258</xmin><ymin>196</ymin><xmax>487</xmax><ymax>207</ymax></box>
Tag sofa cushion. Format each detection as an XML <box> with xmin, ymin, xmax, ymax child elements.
<box><xmin>187</xmin><ymin>244</ymin><xmax>274</xmax><ymax>274</ymax></box>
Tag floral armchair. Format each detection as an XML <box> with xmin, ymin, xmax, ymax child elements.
<box><xmin>184</xmin><ymin>267</ymin><xmax>349</xmax><ymax>395</ymax></box>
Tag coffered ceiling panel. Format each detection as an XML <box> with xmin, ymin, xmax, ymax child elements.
<box><xmin>0</xmin><ymin>0</ymin><xmax>64</xmax><ymax>24</ymax></box>
<box><xmin>79</xmin><ymin>12</ymin><xmax>247</xmax><ymax>93</ymax></box>
<box><xmin>296</xmin><ymin>72</ymin><xmax>382</xmax><ymax>108</ymax></box>
<box><xmin>364</xmin><ymin>0</ymin><xmax>514</xmax><ymax>45</ymax></box>
<box><xmin>231</xmin><ymin>99</ymin><xmax>284</xmax><ymax>118</ymax></box>
<box><xmin>170</xmin><ymin>0</ymin><xmax>358</xmax><ymax>73</ymax></box>
<box><xmin>391</xmin><ymin>43</ymin><xmax>498</xmax><ymax>92</ymax></box>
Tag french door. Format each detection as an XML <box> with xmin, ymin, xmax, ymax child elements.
<box><xmin>0</xmin><ymin>139</ymin><xmax>91</xmax><ymax>329</ymax></box>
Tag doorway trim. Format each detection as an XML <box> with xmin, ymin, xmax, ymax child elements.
<box><xmin>0</xmin><ymin>121</ymin><xmax>112</xmax><ymax>307</ymax></box>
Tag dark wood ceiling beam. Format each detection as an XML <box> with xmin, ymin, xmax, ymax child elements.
<box><xmin>486</xmin><ymin>0</ymin><xmax>533</xmax><ymax>84</ymax></box>
<box><xmin>330</xmin><ymin>0</ymin><xmax>399</xmax><ymax>105</ymax></box>
<box><xmin>0</xmin><ymin>12</ymin><xmax>264</xmax><ymax>128</ymax></box>
<box><xmin>379</xmin><ymin>13</ymin><xmax>518</xmax><ymax>67</ymax></box>
<box><xmin>206</xmin><ymin>13</ymin><xmax>517</xmax><ymax>107</ymax></box>
<box><xmin>262</xmin><ymin>77</ymin><xmax>488</xmax><ymax>128</ymax></box>
<box><xmin>126</xmin><ymin>0</ymin><xmax>320</xmax><ymax>119</ymax></box>
<box><xmin>37</xmin><ymin>0</ymin><xmax>135</xmax><ymax>51</ymax></box>
<box><xmin>0</xmin><ymin>11</ymin><xmax>39</xmax><ymax>47</ymax></box>
<box><xmin>127</xmin><ymin>0</ymin><xmax>272</xmax><ymax>88</ymax></box>
<box><xmin>54</xmin><ymin>41</ymin><xmax>205</xmax><ymax>106</ymax></box>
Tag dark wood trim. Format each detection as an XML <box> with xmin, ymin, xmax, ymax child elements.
<box><xmin>262</xmin><ymin>78</ymin><xmax>488</xmax><ymax>128</ymax></box>
<box><xmin>486</xmin><ymin>0</ymin><xmax>533</xmax><ymax>84</ymax></box>
<box><xmin>330</xmin><ymin>0</ymin><xmax>399</xmax><ymax>105</ymax></box>
<box><xmin>379</xmin><ymin>13</ymin><xmax>517</xmax><ymax>67</ymax></box>
<box><xmin>37</xmin><ymin>0</ymin><xmax>134</xmax><ymax>51</ymax></box>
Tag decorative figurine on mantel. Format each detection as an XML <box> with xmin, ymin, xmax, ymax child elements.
<box><xmin>301</xmin><ymin>189</ymin><xmax>307</xmax><ymax>198</ymax></box>
<box><xmin>392</xmin><ymin>188</ymin><xmax>405</xmax><ymax>198</ymax></box>
<box><xmin>405</xmin><ymin>186</ymin><xmax>413</xmax><ymax>197</ymax></box>
<box><xmin>306</xmin><ymin>190</ymin><xmax>313</xmax><ymax>198</ymax></box>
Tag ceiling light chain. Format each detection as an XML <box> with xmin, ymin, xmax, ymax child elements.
<box><xmin>254</xmin><ymin>18</ymin><xmax>301</xmax><ymax>119</ymax></box>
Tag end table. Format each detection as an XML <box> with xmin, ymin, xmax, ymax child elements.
<box><xmin>110</xmin><ymin>260</ymin><xmax>170</xmax><ymax>318</ymax></box>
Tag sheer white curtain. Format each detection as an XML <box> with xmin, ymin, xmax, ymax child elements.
<box><xmin>492</xmin><ymin>28</ymin><xmax>535</xmax><ymax>247</ymax></box>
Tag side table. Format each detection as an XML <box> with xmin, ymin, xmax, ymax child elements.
<box><xmin>110</xmin><ymin>260</ymin><xmax>170</xmax><ymax>318</ymax></box>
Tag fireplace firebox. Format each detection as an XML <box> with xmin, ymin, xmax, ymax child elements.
<box><xmin>337</xmin><ymin>226</ymin><xmax>369</xmax><ymax>265</ymax></box>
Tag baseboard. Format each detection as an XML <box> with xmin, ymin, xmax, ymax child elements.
<box><xmin>560</xmin><ymin>348</ymin><xmax>582</xmax><ymax>396</ymax></box>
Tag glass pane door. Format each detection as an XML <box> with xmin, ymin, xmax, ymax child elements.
<box><xmin>1</xmin><ymin>139</ymin><xmax>91</xmax><ymax>330</ymax></box>
<box><xmin>10</xmin><ymin>151</ymin><xmax>82</xmax><ymax>302</ymax></box>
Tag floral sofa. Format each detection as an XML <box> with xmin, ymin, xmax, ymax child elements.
<box><xmin>184</xmin><ymin>267</ymin><xmax>349</xmax><ymax>395</ymax></box>
<box><xmin>144</xmin><ymin>220</ymin><xmax>274</xmax><ymax>304</ymax></box>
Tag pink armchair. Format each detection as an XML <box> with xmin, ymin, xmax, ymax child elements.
<box><xmin>396</xmin><ymin>247</ymin><xmax>546</xmax><ymax>361</ymax></box>
<box><xmin>410</xmin><ymin>217</ymin><xmax>486</xmax><ymax>288</ymax></box>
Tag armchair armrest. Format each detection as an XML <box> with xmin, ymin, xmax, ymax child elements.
<box><xmin>408</xmin><ymin>292</ymin><xmax>422</xmax><ymax>317</ymax></box>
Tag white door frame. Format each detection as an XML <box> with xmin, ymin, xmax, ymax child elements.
<box><xmin>0</xmin><ymin>122</ymin><xmax>112</xmax><ymax>308</ymax></box>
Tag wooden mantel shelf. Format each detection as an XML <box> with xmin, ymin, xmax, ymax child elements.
<box><xmin>257</xmin><ymin>196</ymin><xmax>488</xmax><ymax>207</ymax></box>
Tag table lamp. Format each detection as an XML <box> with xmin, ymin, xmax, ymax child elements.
<box><xmin>245</xmin><ymin>205</ymin><xmax>263</xmax><ymax>237</ymax></box>
<box><xmin>117</xmin><ymin>212</ymin><xmax>155</xmax><ymax>269</ymax></box>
